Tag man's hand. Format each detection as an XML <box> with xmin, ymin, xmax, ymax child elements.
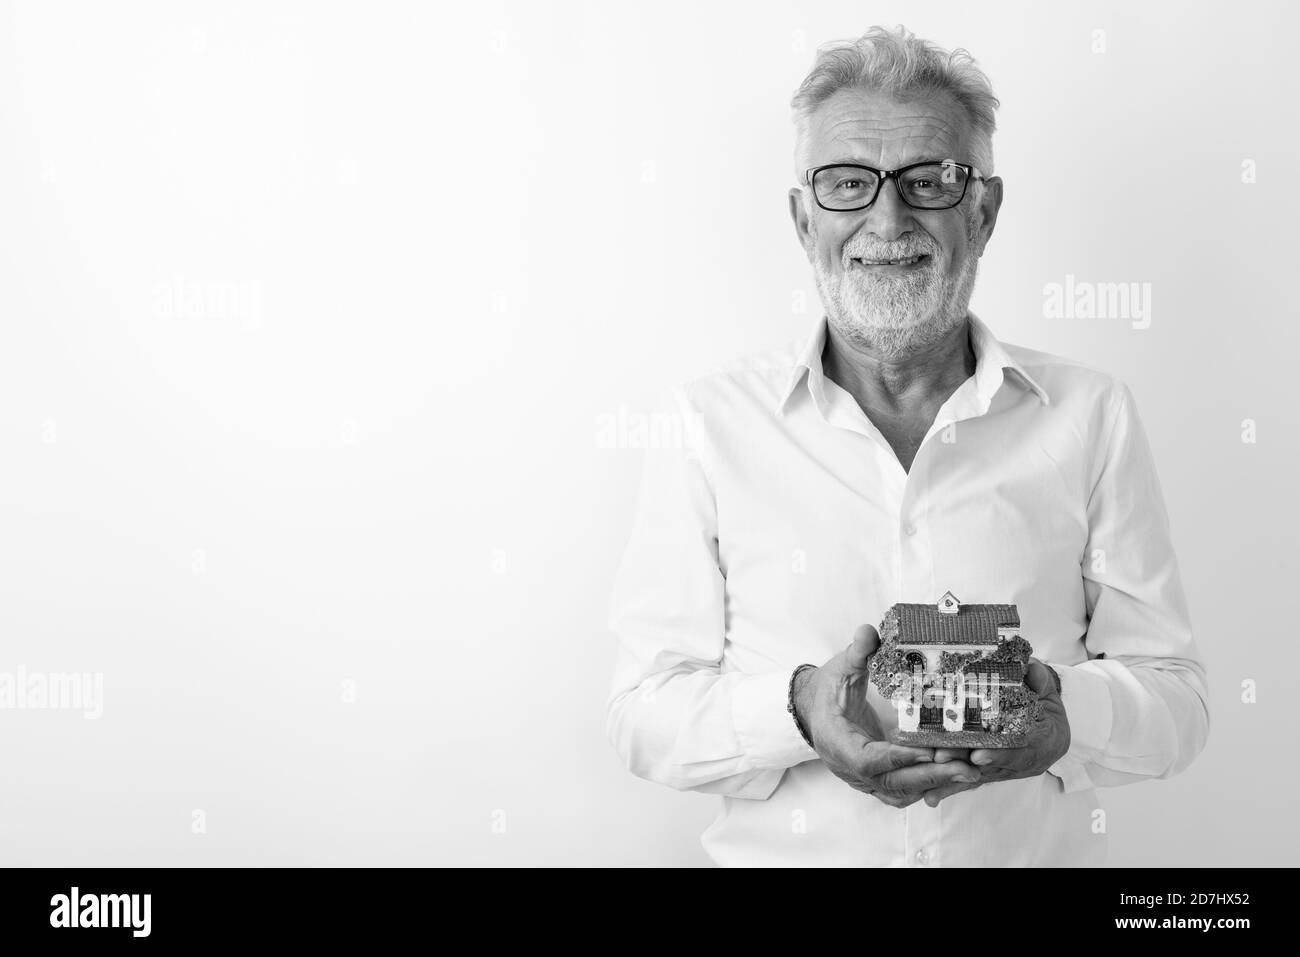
<box><xmin>795</xmin><ymin>624</ymin><xmax>982</xmax><ymax>808</ymax></box>
<box><xmin>919</xmin><ymin>658</ymin><xmax>1071</xmax><ymax>807</ymax></box>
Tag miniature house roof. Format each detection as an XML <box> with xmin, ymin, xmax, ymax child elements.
<box><xmin>895</xmin><ymin>601</ymin><xmax>1020</xmax><ymax>646</ymax></box>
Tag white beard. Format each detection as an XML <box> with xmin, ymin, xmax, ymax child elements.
<box><xmin>811</xmin><ymin>227</ymin><xmax>981</xmax><ymax>359</ymax></box>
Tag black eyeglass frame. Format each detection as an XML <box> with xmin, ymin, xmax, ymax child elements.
<box><xmin>802</xmin><ymin>160</ymin><xmax>986</xmax><ymax>212</ymax></box>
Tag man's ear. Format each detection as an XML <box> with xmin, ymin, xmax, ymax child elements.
<box><xmin>971</xmin><ymin>175</ymin><xmax>1003</xmax><ymax>257</ymax></box>
<box><xmin>789</xmin><ymin>187</ymin><xmax>814</xmax><ymax>259</ymax></box>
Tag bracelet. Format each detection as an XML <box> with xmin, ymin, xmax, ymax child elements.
<box><xmin>787</xmin><ymin>663</ymin><xmax>818</xmax><ymax>749</ymax></box>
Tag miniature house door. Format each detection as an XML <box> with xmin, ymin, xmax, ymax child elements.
<box><xmin>920</xmin><ymin>688</ymin><xmax>944</xmax><ymax>728</ymax></box>
<box><xmin>904</xmin><ymin>653</ymin><xmax>942</xmax><ymax>727</ymax></box>
<box><xmin>922</xmin><ymin>677</ymin><xmax>945</xmax><ymax>727</ymax></box>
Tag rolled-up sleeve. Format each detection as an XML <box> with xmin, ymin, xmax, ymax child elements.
<box><xmin>1048</xmin><ymin>381</ymin><xmax>1210</xmax><ymax>793</ymax></box>
<box><xmin>605</xmin><ymin>385</ymin><xmax>818</xmax><ymax>800</ymax></box>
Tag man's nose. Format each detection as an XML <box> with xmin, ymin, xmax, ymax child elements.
<box><xmin>862</xmin><ymin>178</ymin><xmax>916</xmax><ymax>242</ymax></box>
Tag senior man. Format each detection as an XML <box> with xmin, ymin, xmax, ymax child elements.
<box><xmin>605</xmin><ymin>26</ymin><xmax>1208</xmax><ymax>867</ymax></box>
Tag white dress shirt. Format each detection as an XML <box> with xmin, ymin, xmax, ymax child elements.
<box><xmin>605</xmin><ymin>312</ymin><xmax>1209</xmax><ymax>867</ymax></box>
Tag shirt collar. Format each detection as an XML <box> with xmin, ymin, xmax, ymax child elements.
<box><xmin>774</xmin><ymin>312</ymin><xmax>1050</xmax><ymax>417</ymax></box>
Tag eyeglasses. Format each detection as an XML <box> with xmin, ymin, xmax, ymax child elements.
<box><xmin>804</xmin><ymin>160</ymin><xmax>984</xmax><ymax>211</ymax></box>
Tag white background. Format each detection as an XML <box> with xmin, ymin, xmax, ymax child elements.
<box><xmin>1</xmin><ymin>0</ymin><xmax>1296</xmax><ymax>865</ymax></box>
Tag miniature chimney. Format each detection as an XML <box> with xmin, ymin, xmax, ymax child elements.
<box><xmin>937</xmin><ymin>590</ymin><xmax>960</xmax><ymax>614</ymax></box>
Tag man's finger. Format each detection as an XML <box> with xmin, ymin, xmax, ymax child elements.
<box><xmin>970</xmin><ymin>746</ymin><xmax>1030</xmax><ymax>771</ymax></box>
<box><xmin>931</xmin><ymin>747</ymin><xmax>972</xmax><ymax>764</ymax></box>
<box><xmin>844</xmin><ymin>624</ymin><xmax>880</xmax><ymax>672</ymax></box>
<box><xmin>923</xmin><ymin>780</ymin><xmax>982</xmax><ymax>807</ymax></box>
<box><xmin>855</xmin><ymin>740</ymin><xmax>935</xmax><ymax>777</ymax></box>
<box><xmin>871</xmin><ymin>791</ymin><xmax>920</xmax><ymax>809</ymax></box>
<box><xmin>827</xmin><ymin>717</ymin><xmax>926</xmax><ymax>765</ymax></box>
<box><xmin>1025</xmin><ymin>659</ymin><xmax>1058</xmax><ymax>698</ymax></box>
<box><xmin>879</xmin><ymin>761</ymin><xmax>981</xmax><ymax>793</ymax></box>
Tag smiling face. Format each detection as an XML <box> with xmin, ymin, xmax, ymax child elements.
<box><xmin>790</xmin><ymin>88</ymin><xmax>1003</xmax><ymax>358</ymax></box>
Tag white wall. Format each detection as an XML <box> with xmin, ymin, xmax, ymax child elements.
<box><xmin>0</xmin><ymin>0</ymin><xmax>1295</xmax><ymax>866</ymax></box>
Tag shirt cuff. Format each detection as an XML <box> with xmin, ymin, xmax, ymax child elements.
<box><xmin>731</xmin><ymin>670</ymin><xmax>821</xmax><ymax>771</ymax></box>
<box><xmin>1046</xmin><ymin>662</ymin><xmax>1114</xmax><ymax>793</ymax></box>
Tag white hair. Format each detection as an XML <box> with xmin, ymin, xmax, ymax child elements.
<box><xmin>791</xmin><ymin>25</ymin><xmax>1000</xmax><ymax>181</ymax></box>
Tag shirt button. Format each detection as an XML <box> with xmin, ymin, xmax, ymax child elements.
<box><xmin>915</xmin><ymin>848</ymin><xmax>929</xmax><ymax>864</ymax></box>
<box><xmin>904</xmin><ymin>523</ymin><xmax>917</xmax><ymax>536</ymax></box>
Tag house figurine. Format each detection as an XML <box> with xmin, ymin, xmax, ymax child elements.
<box><xmin>868</xmin><ymin>591</ymin><xmax>1042</xmax><ymax>747</ymax></box>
